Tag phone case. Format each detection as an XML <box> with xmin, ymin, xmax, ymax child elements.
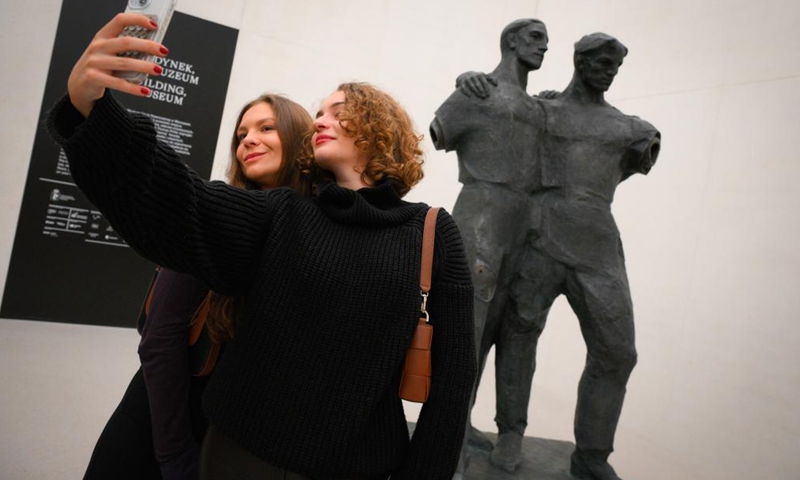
<box><xmin>114</xmin><ymin>0</ymin><xmax>178</xmax><ymax>85</ymax></box>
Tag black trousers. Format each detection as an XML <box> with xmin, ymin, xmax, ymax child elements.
<box><xmin>83</xmin><ymin>367</ymin><xmax>209</xmax><ymax>480</ymax></box>
<box><xmin>200</xmin><ymin>426</ymin><xmax>311</xmax><ymax>480</ymax></box>
<box><xmin>200</xmin><ymin>426</ymin><xmax>388</xmax><ymax>480</ymax></box>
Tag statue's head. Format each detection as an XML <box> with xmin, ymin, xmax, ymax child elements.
<box><xmin>500</xmin><ymin>19</ymin><xmax>548</xmax><ymax>71</ymax></box>
<box><xmin>573</xmin><ymin>32</ymin><xmax>628</xmax><ymax>92</ymax></box>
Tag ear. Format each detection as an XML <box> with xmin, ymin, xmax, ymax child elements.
<box><xmin>574</xmin><ymin>53</ymin><xmax>587</xmax><ymax>72</ymax></box>
<box><xmin>506</xmin><ymin>32</ymin><xmax>518</xmax><ymax>51</ymax></box>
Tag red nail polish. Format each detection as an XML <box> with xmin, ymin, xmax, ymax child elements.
<box><xmin>159</xmin><ymin>46</ymin><xmax>169</xmax><ymax>55</ymax></box>
<box><xmin>150</xmin><ymin>21</ymin><xmax>158</xmax><ymax>28</ymax></box>
<box><xmin>141</xmin><ymin>87</ymin><xmax>151</xmax><ymax>96</ymax></box>
<box><xmin>154</xmin><ymin>65</ymin><xmax>163</xmax><ymax>75</ymax></box>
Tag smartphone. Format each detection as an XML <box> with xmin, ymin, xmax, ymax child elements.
<box><xmin>114</xmin><ymin>0</ymin><xmax>178</xmax><ymax>85</ymax></box>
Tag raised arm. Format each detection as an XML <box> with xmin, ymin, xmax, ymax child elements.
<box><xmin>48</xmin><ymin>14</ymin><xmax>285</xmax><ymax>293</ymax></box>
<box><xmin>48</xmin><ymin>91</ymin><xmax>283</xmax><ymax>294</ymax></box>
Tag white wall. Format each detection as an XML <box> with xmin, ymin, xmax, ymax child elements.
<box><xmin>2</xmin><ymin>1</ymin><xmax>799</xmax><ymax>479</ymax></box>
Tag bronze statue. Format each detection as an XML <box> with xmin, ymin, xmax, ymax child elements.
<box><xmin>434</xmin><ymin>30</ymin><xmax>661</xmax><ymax>480</ymax></box>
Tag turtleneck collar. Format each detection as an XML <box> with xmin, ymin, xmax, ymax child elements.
<box><xmin>315</xmin><ymin>179</ymin><xmax>425</xmax><ymax>227</ymax></box>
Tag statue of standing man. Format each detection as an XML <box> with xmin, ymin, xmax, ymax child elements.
<box><xmin>430</xmin><ymin>18</ymin><xmax>551</xmax><ymax>478</ymax></box>
<box><xmin>434</xmin><ymin>29</ymin><xmax>661</xmax><ymax>480</ymax></box>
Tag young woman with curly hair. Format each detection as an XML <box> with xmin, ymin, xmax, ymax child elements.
<box><xmin>51</xmin><ymin>13</ymin><xmax>476</xmax><ymax>480</ymax></box>
<box><xmin>82</xmin><ymin>93</ymin><xmax>313</xmax><ymax>480</ymax></box>
<box><xmin>299</xmin><ymin>83</ymin><xmax>424</xmax><ymax>197</ymax></box>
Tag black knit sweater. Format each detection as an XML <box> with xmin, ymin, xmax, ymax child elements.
<box><xmin>48</xmin><ymin>93</ymin><xmax>476</xmax><ymax>480</ymax></box>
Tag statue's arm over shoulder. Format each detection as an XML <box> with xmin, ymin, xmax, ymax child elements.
<box><xmin>455</xmin><ymin>71</ymin><xmax>497</xmax><ymax>99</ymax></box>
<box><xmin>536</xmin><ymin>89</ymin><xmax>561</xmax><ymax>100</ymax></box>
<box><xmin>623</xmin><ymin>119</ymin><xmax>661</xmax><ymax>179</ymax></box>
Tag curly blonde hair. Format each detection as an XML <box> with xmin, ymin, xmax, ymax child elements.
<box><xmin>299</xmin><ymin>82</ymin><xmax>425</xmax><ymax>197</ymax></box>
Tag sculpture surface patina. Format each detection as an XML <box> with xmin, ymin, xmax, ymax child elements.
<box><xmin>431</xmin><ymin>27</ymin><xmax>661</xmax><ymax>480</ymax></box>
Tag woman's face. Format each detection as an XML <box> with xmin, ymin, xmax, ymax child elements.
<box><xmin>312</xmin><ymin>91</ymin><xmax>361</xmax><ymax>171</ymax></box>
<box><xmin>236</xmin><ymin>102</ymin><xmax>283</xmax><ymax>189</ymax></box>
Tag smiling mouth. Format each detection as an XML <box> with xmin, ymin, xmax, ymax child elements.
<box><xmin>245</xmin><ymin>152</ymin><xmax>266</xmax><ymax>162</ymax></box>
<box><xmin>315</xmin><ymin>136</ymin><xmax>334</xmax><ymax>146</ymax></box>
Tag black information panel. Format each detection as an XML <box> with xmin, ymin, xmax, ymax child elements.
<box><xmin>1</xmin><ymin>0</ymin><xmax>238</xmax><ymax>327</ymax></box>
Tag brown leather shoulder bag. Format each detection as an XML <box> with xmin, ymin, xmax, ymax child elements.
<box><xmin>399</xmin><ymin>207</ymin><xmax>439</xmax><ymax>403</ymax></box>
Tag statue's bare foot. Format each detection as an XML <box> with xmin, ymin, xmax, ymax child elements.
<box><xmin>570</xmin><ymin>450</ymin><xmax>623</xmax><ymax>480</ymax></box>
<box><xmin>467</xmin><ymin>425</ymin><xmax>494</xmax><ymax>452</ymax></box>
<box><xmin>488</xmin><ymin>431</ymin><xmax>522</xmax><ymax>472</ymax></box>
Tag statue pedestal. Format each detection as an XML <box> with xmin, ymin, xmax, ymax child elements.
<box><xmin>408</xmin><ymin>423</ymin><xmax>574</xmax><ymax>479</ymax></box>
<box><xmin>464</xmin><ymin>433</ymin><xmax>575</xmax><ymax>480</ymax></box>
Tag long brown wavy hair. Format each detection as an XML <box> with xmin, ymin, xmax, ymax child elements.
<box><xmin>203</xmin><ymin>94</ymin><xmax>313</xmax><ymax>343</ymax></box>
<box><xmin>299</xmin><ymin>82</ymin><xmax>425</xmax><ymax>197</ymax></box>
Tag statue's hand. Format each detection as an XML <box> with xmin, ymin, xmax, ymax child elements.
<box><xmin>456</xmin><ymin>71</ymin><xmax>497</xmax><ymax>99</ymax></box>
<box><xmin>536</xmin><ymin>89</ymin><xmax>561</xmax><ymax>100</ymax></box>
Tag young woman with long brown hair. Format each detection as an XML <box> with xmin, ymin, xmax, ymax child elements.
<box><xmin>82</xmin><ymin>93</ymin><xmax>313</xmax><ymax>480</ymax></box>
<box><xmin>53</xmin><ymin>13</ymin><xmax>476</xmax><ymax>480</ymax></box>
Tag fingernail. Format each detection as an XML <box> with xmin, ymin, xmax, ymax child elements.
<box><xmin>141</xmin><ymin>87</ymin><xmax>151</xmax><ymax>95</ymax></box>
<box><xmin>150</xmin><ymin>21</ymin><xmax>158</xmax><ymax>28</ymax></box>
<box><xmin>159</xmin><ymin>46</ymin><xmax>169</xmax><ymax>55</ymax></box>
<box><xmin>154</xmin><ymin>65</ymin><xmax>163</xmax><ymax>75</ymax></box>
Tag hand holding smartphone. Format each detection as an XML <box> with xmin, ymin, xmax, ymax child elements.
<box><xmin>114</xmin><ymin>0</ymin><xmax>178</xmax><ymax>84</ymax></box>
<box><xmin>67</xmin><ymin>1</ymin><xmax>178</xmax><ymax>117</ymax></box>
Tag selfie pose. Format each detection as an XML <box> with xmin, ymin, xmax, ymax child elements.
<box><xmin>83</xmin><ymin>93</ymin><xmax>314</xmax><ymax>480</ymax></box>
<box><xmin>49</xmin><ymin>13</ymin><xmax>476</xmax><ymax>480</ymax></box>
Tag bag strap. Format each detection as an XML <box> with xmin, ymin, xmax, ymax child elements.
<box><xmin>420</xmin><ymin>208</ymin><xmax>439</xmax><ymax>322</ymax></box>
<box><xmin>188</xmin><ymin>291</ymin><xmax>214</xmax><ymax>345</ymax></box>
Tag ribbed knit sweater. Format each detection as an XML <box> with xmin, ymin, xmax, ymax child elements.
<box><xmin>48</xmin><ymin>93</ymin><xmax>477</xmax><ymax>480</ymax></box>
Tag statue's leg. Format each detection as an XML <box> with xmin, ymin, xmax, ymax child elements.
<box><xmin>451</xmin><ymin>184</ymin><xmax>520</xmax><ymax>477</ymax></box>
<box><xmin>488</xmin><ymin>248</ymin><xmax>565</xmax><ymax>472</ymax></box>
<box><xmin>463</xmin><ymin>254</ymin><xmax>506</xmax><ymax>433</ymax></box>
<box><xmin>467</xmin><ymin>287</ymin><xmax>509</xmax><ymax>452</ymax></box>
<box><xmin>457</xmin><ymin>257</ymin><xmax>516</xmax><ymax>473</ymax></box>
<box><xmin>473</xmin><ymin>260</ymin><xmax>504</xmax><ymax>384</ymax></box>
<box><xmin>564</xmin><ymin>266</ymin><xmax>636</xmax><ymax>480</ymax></box>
